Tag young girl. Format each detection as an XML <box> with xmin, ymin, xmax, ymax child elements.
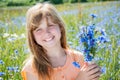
<box><xmin>21</xmin><ymin>3</ymin><xmax>101</xmax><ymax>80</ymax></box>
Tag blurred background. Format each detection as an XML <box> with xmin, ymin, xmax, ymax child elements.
<box><xmin>0</xmin><ymin>0</ymin><xmax>119</xmax><ymax>7</ymax></box>
<box><xmin>0</xmin><ymin>0</ymin><xmax>120</xmax><ymax>80</ymax></box>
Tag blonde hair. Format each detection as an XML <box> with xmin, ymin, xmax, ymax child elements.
<box><xmin>26</xmin><ymin>2</ymin><xmax>68</xmax><ymax>80</ymax></box>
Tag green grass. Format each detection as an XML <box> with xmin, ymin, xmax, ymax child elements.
<box><xmin>0</xmin><ymin>1</ymin><xmax>120</xmax><ymax>80</ymax></box>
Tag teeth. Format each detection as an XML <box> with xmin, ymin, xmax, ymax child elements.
<box><xmin>45</xmin><ymin>37</ymin><xmax>53</xmax><ymax>42</ymax></box>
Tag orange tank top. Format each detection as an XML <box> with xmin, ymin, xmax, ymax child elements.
<box><xmin>21</xmin><ymin>49</ymin><xmax>84</xmax><ymax>80</ymax></box>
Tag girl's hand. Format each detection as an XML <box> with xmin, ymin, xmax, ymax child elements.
<box><xmin>76</xmin><ymin>62</ymin><xmax>101</xmax><ymax>80</ymax></box>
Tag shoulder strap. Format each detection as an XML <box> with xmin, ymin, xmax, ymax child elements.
<box><xmin>21</xmin><ymin>71</ymin><xmax>27</xmax><ymax>80</ymax></box>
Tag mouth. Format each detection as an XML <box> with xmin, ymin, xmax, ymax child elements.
<box><xmin>44</xmin><ymin>36</ymin><xmax>55</xmax><ymax>42</ymax></box>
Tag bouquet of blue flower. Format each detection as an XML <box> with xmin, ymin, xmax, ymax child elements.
<box><xmin>72</xmin><ymin>14</ymin><xmax>110</xmax><ymax>69</ymax></box>
<box><xmin>79</xmin><ymin>14</ymin><xmax>109</xmax><ymax>62</ymax></box>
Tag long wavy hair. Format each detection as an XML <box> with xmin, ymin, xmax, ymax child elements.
<box><xmin>26</xmin><ymin>3</ymin><xmax>68</xmax><ymax>80</ymax></box>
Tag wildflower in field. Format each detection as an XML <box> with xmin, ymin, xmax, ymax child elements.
<box><xmin>68</xmin><ymin>41</ymin><xmax>73</xmax><ymax>45</ymax></box>
<box><xmin>7</xmin><ymin>66</ymin><xmax>19</xmax><ymax>73</ymax></box>
<box><xmin>98</xmin><ymin>36</ymin><xmax>109</xmax><ymax>43</ymax></box>
<box><xmin>90</xmin><ymin>14</ymin><xmax>97</xmax><ymax>19</ymax></box>
<box><xmin>117</xmin><ymin>40</ymin><xmax>120</xmax><ymax>47</ymax></box>
<box><xmin>100</xmin><ymin>66</ymin><xmax>106</xmax><ymax>74</ymax></box>
<box><xmin>11</xmin><ymin>33</ymin><xmax>18</xmax><ymax>38</ymax></box>
<box><xmin>6</xmin><ymin>33</ymin><xmax>26</xmax><ymax>42</ymax></box>
<box><xmin>100</xmin><ymin>29</ymin><xmax>106</xmax><ymax>36</ymax></box>
<box><xmin>19</xmin><ymin>33</ymin><xmax>25</xmax><ymax>39</ymax></box>
<box><xmin>11</xmin><ymin>16</ymin><xmax>26</xmax><ymax>27</ymax></box>
<box><xmin>0</xmin><ymin>77</ymin><xmax>3</xmax><ymax>80</ymax></box>
<box><xmin>0</xmin><ymin>72</ymin><xmax>5</xmax><ymax>76</ymax></box>
<box><xmin>14</xmin><ymin>49</ymin><xmax>19</xmax><ymax>55</ymax></box>
<box><xmin>7</xmin><ymin>67</ymin><xmax>14</xmax><ymax>71</ymax></box>
<box><xmin>0</xmin><ymin>60</ymin><xmax>4</xmax><ymax>65</ymax></box>
<box><xmin>7</xmin><ymin>37</ymin><xmax>17</xmax><ymax>42</ymax></box>
<box><xmin>3</xmin><ymin>33</ymin><xmax>10</xmax><ymax>38</ymax></box>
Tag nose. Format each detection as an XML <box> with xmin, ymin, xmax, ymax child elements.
<box><xmin>43</xmin><ymin>26</ymin><xmax>51</xmax><ymax>37</ymax></box>
<box><xmin>44</xmin><ymin>26</ymin><xmax>50</xmax><ymax>33</ymax></box>
<box><xmin>42</xmin><ymin>18</ymin><xmax>51</xmax><ymax>35</ymax></box>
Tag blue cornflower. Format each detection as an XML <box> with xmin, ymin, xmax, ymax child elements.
<box><xmin>87</xmin><ymin>30</ymin><xmax>94</xmax><ymax>39</ymax></box>
<box><xmin>72</xmin><ymin>61</ymin><xmax>80</xmax><ymax>68</ymax></box>
<box><xmin>80</xmin><ymin>37</ymin><xmax>87</xmax><ymax>43</ymax></box>
<box><xmin>0</xmin><ymin>60</ymin><xmax>4</xmax><ymax>65</ymax></box>
<box><xmin>100</xmin><ymin>66</ymin><xmax>106</xmax><ymax>74</ymax></box>
<box><xmin>98</xmin><ymin>36</ymin><xmax>108</xmax><ymax>43</ymax></box>
<box><xmin>90</xmin><ymin>39</ymin><xmax>96</xmax><ymax>47</ymax></box>
<box><xmin>85</xmin><ymin>54</ymin><xmax>93</xmax><ymax>61</ymax></box>
<box><xmin>90</xmin><ymin>14</ymin><xmax>97</xmax><ymax>19</ymax></box>
<box><xmin>100</xmin><ymin>29</ymin><xmax>106</xmax><ymax>36</ymax></box>
<box><xmin>14</xmin><ymin>67</ymin><xmax>19</xmax><ymax>72</ymax></box>
<box><xmin>84</xmin><ymin>49</ymin><xmax>90</xmax><ymax>54</ymax></box>
<box><xmin>7</xmin><ymin>67</ymin><xmax>14</xmax><ymax>71</ymax></box>
<box><xmin>14</xmin><ymin>49</ymin><xmax>19</xmax><ymax>55</ymax></box>
<box><xmin>7</xmin><ymin>66</ymin><xmax>19</xmax><ymax>72</ymax></box>
<box><xmin>87</xmin><ymin>39</ymin><xmax>96</xmax><ymax>48</ymax></box>
<box><xmin>0</xmin><ymin>72</ymin><xmax>5</xmax><ymax>76</ymax></box>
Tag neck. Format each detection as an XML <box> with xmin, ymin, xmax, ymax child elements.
<box><xmin>46</xmin><ymin>47</ymin><xmax>65</xmax><ymax>58</ymax></box>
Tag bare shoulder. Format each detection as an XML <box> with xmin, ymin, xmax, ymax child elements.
<box><xmin>21</xmin><ymin>58</ymin><xmax>34</xmax><ymax>73</ymax></box>
<box><xmin>21</xmin><ymin>57</ymin><xmax>38</xmax><ymax>80</ymax></box>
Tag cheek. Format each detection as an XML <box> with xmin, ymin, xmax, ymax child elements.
<box><xmin>51</xmin><ymin>28</ymin><xmax>61</xmax><ymax>35</ymax></box>
<box><xmin>33</xmin><ymin>33</ymin><xmax>43</xmax><ymax>44</ymax></box>
<box><xmin>52</xmin><ymin>30</ymin><xmax>61</xmax><ymax>39</ymax></box>
<box><xmin>57</xmin><ymin>28</ymin><xmax>61</xmax><ymax>37</ymax></box>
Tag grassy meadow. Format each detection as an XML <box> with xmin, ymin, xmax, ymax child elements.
<box><xmin>0</xmin><ymin>1</ymin><xmax>120</xmax><ymax>80</ymax></box>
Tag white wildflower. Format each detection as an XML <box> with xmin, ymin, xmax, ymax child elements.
<box><xmin>11</xmin><ymin>33</ymin><xmax>18</xmax><ymax>38</ymax></box>
<box><xmin>7</xmin><ymin>37</ymin><xmax>17</xmax><ymax>42</ymax></box>
<box><xmin>19</xmin><ymin>33</ymin><xmax>25</xmax><ymax>39</ymax></box>
<box><xmin>3</xmin><ymin>33</ymin><xmax>10</xmax><ymax>38</ymax></box>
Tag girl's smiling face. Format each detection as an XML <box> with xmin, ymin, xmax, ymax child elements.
<box><xmin>33</xmin><ymin>17</ymin><xmax>61</xmax><ymax>49</ymax></box>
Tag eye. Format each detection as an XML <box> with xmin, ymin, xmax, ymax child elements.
<box><xmin>35</xmin><ymin>28</ymin><xmax>42</xmax><ymax>32</ymax></box>
<box><xmin>49</xmin><ymin>24</ymin><xmax>57</xmax><ymax>28</ymax></box>
<box><xmin>48</xmin><ymin>25</ymin><xmax>53</xmax><ymax>29</ymax></box>
<box><xmin>49</xmin><ymin>25</ymin><xmax>54</xmax><ymax>27</ymax></box>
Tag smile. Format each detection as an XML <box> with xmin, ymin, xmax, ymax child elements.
<box><xmin>44</xmin><ymin>36</ymin><xmax>54</xmax><ymax>42</ymax></box>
